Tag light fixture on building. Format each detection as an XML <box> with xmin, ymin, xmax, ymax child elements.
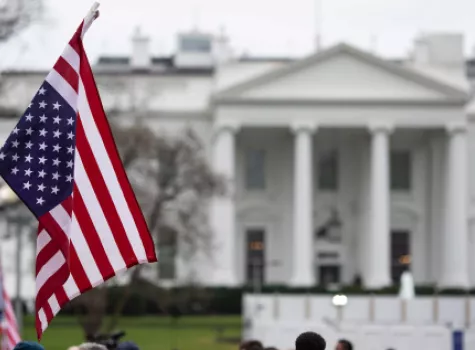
<box><xmin>332</xmin><ymin>294</ymin><xmax>348</xmax><ymax>324</ymax></box>
<box><xmin>332</xmin><ymin>294</ymin><xmax>348</xmax><ymax>307</ymax></box>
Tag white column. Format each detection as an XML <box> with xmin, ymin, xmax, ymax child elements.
<box><xmin>366</xmin><ymin>124</ymin><xmax>392</xmax><ymax>288</ymax></box>
<box><xmin>209</xmin><ymin>124</ymin><xmax>239</xmax><ymax>286</ymax></box>
<box><xmin>290</xmin><ymin>123</ymin><xmax>316</xmax><ymax>287</ymax></box>
<box><xmin>439</xmin><ymin>124</ymin><xmax>469</xmax><ymax>288</ymax></box>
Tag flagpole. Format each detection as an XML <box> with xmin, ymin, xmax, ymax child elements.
<box><xmin>14</xmin><ymin>222</ymin><xmax>22</xmax><ymax>335</ymax></box>
<box><xmin>81</xmin><ymin>2</ymin><xmax>101</xmax><ymax>37</ymax></box>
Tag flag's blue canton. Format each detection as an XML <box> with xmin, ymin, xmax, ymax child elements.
<box><xmin>0</xmin><ymin>81</ymin><xmax>77</xmax><ymax>217</ymax></box>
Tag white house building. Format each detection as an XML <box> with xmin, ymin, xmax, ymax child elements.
<box><xmin>2</xmin><ymin>30</ymin><xmax>475</xmax><ymax>296</ymax></box>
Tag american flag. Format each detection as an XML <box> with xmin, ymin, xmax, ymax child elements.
<box><xmin>0</xmin><ymin>4</ymin><xmax>157</xmax><ymax>339</ymax></box>
<box><xmin>0</xmin><ymin>260</ymin><xmax>20</xmax><ymax>350</ymax></box>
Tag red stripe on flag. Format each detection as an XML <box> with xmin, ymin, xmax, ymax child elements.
<box><xmin>69</xmin><ymin>245</ymin><xmax>93</xmax><ymax>293</ymax></box>
<box><xmin>53</xmin><ymin>57</ymin><xmax>79</xmax><ymax>92</ymax></box>
<box><xmin>72</xmin><ymin>184</ymin><xmax>116</xmax><ymax>279</ymax></box>
<box><xmin>42</xmin><ymin>303</ymin><xmax>54</xmax><ymax>324</ymax></box>
<box><xmin>68</xmin><ymin>23</ymin><xmax>84</xmax><ymax>55</ymax></box>
<box><xmin>54</xmin><ymin>287</ymin><xmax>69</xmax><ymax>307</ymax></box>
<box><xmin>79</xmin><ymin>51</ymin><xmax>158</xmax><ymax>262</ymax></box>
<box><xmin>38</xmin><ymin>213</ymin><xmax>70</xmax><ymax>262</ymax></box>
<box><xmin>36</xmin><ymin>240</ymin><xmax>59</xmax><ymax>275</ymax></box>
<box><xmin>36</xmin><ymin>263</ymin><xmax>69</xmax><ymax>316</ymax></box>
<box><xmin>75</xmin><ymin>117</ymin><xmax>139</xmax><ymax>265</ymax></box>
<box><xmin>61</xmin><ymin>197</ymin><xmax>73</xmax><ymax>216</ymax></box>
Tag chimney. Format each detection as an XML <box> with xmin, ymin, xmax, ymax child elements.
<box><xmin>212</xmin><ymin>27</ymin><xmax>233</xmax><ymax>64</ymax></box>
<box><xmin>412</xmin><ymin>33</ymin><xmax>464</xmax><ymax>68</ymax></box>
<box><xmin>131</xmin><ymin>27</ymin><xmax>150</xmax><ymax>69</ymax></box>
<box><xmin>413</xmin><ymin>38</ymin><xmax>430</xmax><ymax>64</ymax></box>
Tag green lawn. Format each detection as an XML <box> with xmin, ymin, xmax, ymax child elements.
<box><xmin>20</xmin><ymin>316</ymin><xmax>242</xmax><ymax>350</ymax></box>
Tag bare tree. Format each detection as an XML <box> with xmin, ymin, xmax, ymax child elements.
<box><xmin>71</xmin><ymin>119</ymin><xmax>226</xmax><ymax>336</ymax></box>
<box><xmin>0</xmin><ymin>0</ymin><xmax>43</xmax><ymax>41</ymax></box>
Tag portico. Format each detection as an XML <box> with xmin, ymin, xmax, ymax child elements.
<box><xmin>209</xmin><ymin>44</ymin><xmax>470</xmax><ymax>289</ymax></box>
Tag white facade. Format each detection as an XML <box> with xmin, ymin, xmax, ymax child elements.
<box><xmin>2</xmin><ymin>31</ymin><xmax>475</xmax><ymax>293</ymax></box>
<box><xmin>243</xmin><ymin>294</ymin><xmax>475</xmax><ymax>350</ymax></box>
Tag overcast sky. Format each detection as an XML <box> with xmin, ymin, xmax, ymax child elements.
<box><xmin>2</xmin><ymin>0</ymin><xmax>475</xmax><ymax>69</ymax></box>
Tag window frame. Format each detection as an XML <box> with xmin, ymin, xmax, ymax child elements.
<box><xmin>390</xmin><ymin>150</ymin><xmax>412</xmax><ymax>192</ymax></box>
<box><xmin>245</xmin><ymin>228</ymin><xmax>266</xmax><ymax>286</ymax></box>
<box><xmin>244</xmin><ymin>149</ymin><xmax>267</xmax><ymax>191</ymax></box>
<box><xmin>317</xmin><ymin>149</ymin><xmax>339</xmax><ymax>192</ymax></box>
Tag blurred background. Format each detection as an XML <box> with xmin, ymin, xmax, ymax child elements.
<box><xmin>2</xmin><ymin>0</ymin><xmax>475</xmax><ymax>349</ymax></box>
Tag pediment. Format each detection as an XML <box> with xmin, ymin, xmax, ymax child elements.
<box><xmin>215</xmin><ymin>44</ymin><xmax>468</xmax><ymax>103</ymax></box>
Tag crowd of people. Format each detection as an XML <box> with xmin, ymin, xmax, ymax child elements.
<box><xmin>11</xmin><ymin>330</ymin><xmax>399</xmax><ymax>350</ymax></box>
<box><xmin>240</xmin><ymin>332</ymin><xmax>354</xmax><ymax>350</ymax></box>
<box><xmin>10</xmin><ymin>340</ymin><xmax>141</xmax><ymax>350</ymax></box>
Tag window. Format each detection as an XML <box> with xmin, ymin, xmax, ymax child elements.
<box><xmin>245</xmin><ymin>229</ymin><xmax>265</xmax><ymax>285</ymax></box>
<box><xmin>158</xmin><ymin>227</ymin><xmax>177</xmax><ymax>279</ymax></box>
<box><xmin>318</xmin><ymin>150</ymin><xmax>339</xmax><ymax>191</ymax></box>
<box><xmin>318</xmin><ymin>265</ymin><xmax>341</xmax><ymax>287</ymax></box>
<box><xmin>180</xmin><ymin>36</ymin><xmax>211</xmax><ymax>53</ymax></box>
<box><xmin>390</xmin><ymin>151</ymin><xmax>412</xmax><ymax>191</ymax></box>
<box><xmin>391</xmin><ymin>230</ymin><xmax>411</xmax><ymax>284</ymax></box>
<box><xmin>245</xmin><ymin>150</ymin><xmax>266</xmax><ymax>190</ymax></box>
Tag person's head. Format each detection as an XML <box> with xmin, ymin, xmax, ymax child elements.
<box><xmin>295</xmin><ymin>332</ymin><xmax>326</xmax><ymax>350</ymax></box>
<box><xmin>335</xmin><ymin>339</ymin><xmax>352</xmax><ymax>350</ymax></box>
<box><xmin>78</xmin><ymin>343</ymin><xmax>108</xmax><ymax>350</ymax></box>
<box><xmin>13</xmin><ymin>342</ymin><xmax>45</xmax><ymax>350</ymax></box>
<box><xmin>117</xmin><ymin>342</ymin><xmax>140</xmax><ymax>350</ymax></box>
<box><xmin>240</xmin><ymin>340</ymin><xmax>264</xmax><ymax>350</ymax></box>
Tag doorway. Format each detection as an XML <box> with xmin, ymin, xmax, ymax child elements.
<box><xmin>245</xmin><ymin>228</ymin><xmax>266</xmax><ymax>286</ymax></box>
<box><xmin>391</xmin><ymin>230</ymin><xmax>411</xmax><ymax>283</ymax></box>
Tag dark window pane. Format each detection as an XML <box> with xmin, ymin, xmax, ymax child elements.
<box><xmin>391</xmin><ymin>230</ymin><xmax>411</xmax><ymax>283</ymax></box>
<box><xmin>245</xmin><ymin>229</ymin><xmax>265</xmax><ymax>285</ymax></box>
<box><xmin>245</xmin><ymin>150</ymin><xmax>266</xmax><ymax>190</ymax></box>
<box><xmin>180</xmin><ymin>37</ymin><xmax>211</xmax><ymax>52</ymax></box>
<box><xmin>158</xmin><ymin>227</ymin><xmax>177</xmax><ymax>279</ymax></box>
<box><xmin>390</xmin><ymin>151</ymin><xmax>411</xmax><ymax>191</ymax></box>
<box><xmin>318</xmin><ymin>150</ymin><xmax>338</xmax><ymax>191</ymax></box>
<box><xmin>318</xmin><ymin>265</ymin><xmax>341</xmax><ymax>287</ymax></box>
